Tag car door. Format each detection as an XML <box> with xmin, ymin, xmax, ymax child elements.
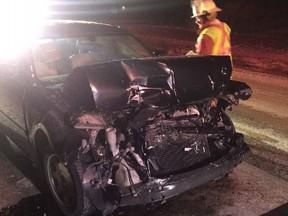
<box><xmin>0</xmin><ymin>53</ymin><xmax>34</xmax><ymax>156</ymax></box>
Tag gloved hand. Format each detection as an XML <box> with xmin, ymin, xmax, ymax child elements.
<box><xmin>186</xmin><ymin>50</ymin><xmax>198</xmax><ymax>56</ymax></box>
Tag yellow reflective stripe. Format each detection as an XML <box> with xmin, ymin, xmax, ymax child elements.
<box><xmin>199</xmin><ymin>23</ymin><xmax>231</xmax><ymax>55</ymax></box>
<box><xmin>221</xmin><ymin>23</ymin><xmax>231</xmax><ymax>55</ymax></box>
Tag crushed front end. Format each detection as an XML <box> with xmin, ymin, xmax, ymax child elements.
<box><xmin>63</xmin><ymin>56</ymin><xmax>251</xmax><ymax>215</ymax></box>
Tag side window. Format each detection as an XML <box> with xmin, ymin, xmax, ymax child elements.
<box><xmin>32</xmin><ymin>41</ymin><xmax>72</xmax><ymax>78</ymax></box>
<box><xmin>32</xmin><ymin>42</ymin><xmax>62</xmax><ymax>78</ymax></box>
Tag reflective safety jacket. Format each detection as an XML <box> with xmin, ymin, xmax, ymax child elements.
<box><xmin>195</xmin><ymin>19</ymin><xmax>231</xmax><ymax>57</ymax></box>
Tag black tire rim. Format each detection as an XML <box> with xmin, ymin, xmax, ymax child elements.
<box><xmin>46</xmin><ymin>154</ymin><xmax>77</xmax><ymax>208</ymax></box>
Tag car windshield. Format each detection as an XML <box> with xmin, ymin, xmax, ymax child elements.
<box><xmin>32</xmin><ymin>34</ymin><xmax>152</xmax><ymax>83</ymax></box>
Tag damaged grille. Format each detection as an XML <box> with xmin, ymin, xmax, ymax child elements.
<box><xmin>145</xmin><ymin>119</ymin><xmax>211</xmax><ymax>176</ymax></box>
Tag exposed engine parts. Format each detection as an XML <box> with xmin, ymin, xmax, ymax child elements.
<box><xmin>72</xmin><ymin>96</ymin><xmax>240</xmax><ymax>197</ymax></box>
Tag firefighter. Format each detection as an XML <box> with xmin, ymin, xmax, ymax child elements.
<box><xmin>186</xmin><ymin>0</ymin><xmax>231</xmax><ymax>58</ymax></box>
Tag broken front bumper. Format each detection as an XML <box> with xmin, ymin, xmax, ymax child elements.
<box><xmin>83</xmin><ymin>141</ymin><xmax>249</xmax><ymax>215</ymax></box>
<box><xmin>120</xmin><ymin>142</ymin><xmax>249</xmax><ymax>206</ymax></box>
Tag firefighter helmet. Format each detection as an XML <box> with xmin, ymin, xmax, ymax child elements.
<box><xmin>191</xmin><ymin>0</ymin><xmax>222</xmax><ymax>18</ymax></box>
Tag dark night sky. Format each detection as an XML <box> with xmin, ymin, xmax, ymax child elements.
<box><xmin>215</xmin><ymin>0</ymin><xmax>288</xmax><ymax>37</ymax></box>
<box><xmin>50</xmin><ymin>0</ymin><xmax>288</xmax><ymax>37</ymax></box>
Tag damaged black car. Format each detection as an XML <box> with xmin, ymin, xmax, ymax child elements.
<box><xmin>0</xmin><ymin>20</ymin><xmax>252</xmax><ymax>216</ymax></box>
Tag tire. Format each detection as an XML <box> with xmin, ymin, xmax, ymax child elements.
<box><xmin>43</xmin><ymin>151</ymin><xmax>86</xmax><ymax>216</ymax></box>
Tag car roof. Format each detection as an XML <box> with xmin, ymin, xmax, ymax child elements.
<box><xmin>37</xmin><ymin>20</ymin><xmax>129</xmax><ymax>39</ymax></box>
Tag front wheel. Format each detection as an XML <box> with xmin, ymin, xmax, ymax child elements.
<box><xmin>43</xmin><ymin>152</ymin><xmax>86</xmax><ymax>216</ymax></box>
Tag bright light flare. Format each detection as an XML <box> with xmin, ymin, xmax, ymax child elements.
<box><xmin>0</xmin><ymin>0</ymin><xmax>49</xmax><ymax>59</ymax></box>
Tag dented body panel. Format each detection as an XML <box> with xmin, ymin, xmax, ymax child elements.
<box><xmin>63</xmin><ymin>56</ymin><xmax>232</xmax><ymax>111</ymax></box>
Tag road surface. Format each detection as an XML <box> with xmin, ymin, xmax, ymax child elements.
<box><xmin>0</xmin><ymin>148</ymin><xmax>288</xmax><ymax>216</ymax></box>
<box><xmin>231</xmin><ymin>68</ymin><xmax>288</xmax><ymax>176</ymax></box>
<box><xmin>232</xmin><ymin>68</ymin><xmax>288</xmax><ymax>152</ymax></box>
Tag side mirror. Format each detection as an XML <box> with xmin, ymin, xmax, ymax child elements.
<box><xmin>228</xmin><ymin>80</ymin><xmax>253</xmax><ymax>101</ymax></box>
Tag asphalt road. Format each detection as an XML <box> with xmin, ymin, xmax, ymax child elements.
<box><xmin>0</xmin><ymin>68</ymin><xmax>288</xmax><ymax>216</ymax></box>
<box><xmin>231</xmin><ymin>68</ymin><xmax>288</xmax><ymax>167</ymax></box>
<box><xmin>0</xmin><ymin>147</ymin><xmax>288</xmax><ymax>216</ymax></box>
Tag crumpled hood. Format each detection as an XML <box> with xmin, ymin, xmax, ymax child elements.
<box><xmin>62</xmin><ymin>55</ymin><xmax>232</xmax><ymax>111</ymax></box>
